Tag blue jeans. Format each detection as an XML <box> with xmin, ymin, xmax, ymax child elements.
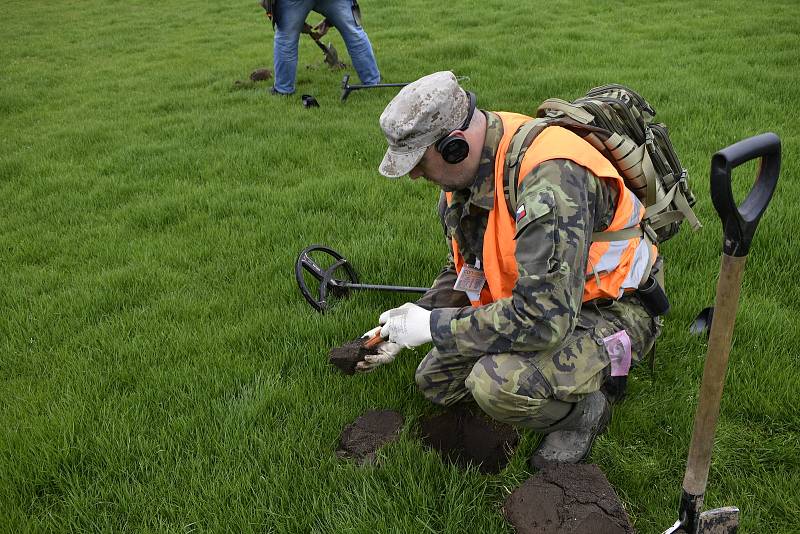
<box><xmin>273</xmin><ymin>0</ymin><xmax>381</xmax><ymax>94</ymax></box>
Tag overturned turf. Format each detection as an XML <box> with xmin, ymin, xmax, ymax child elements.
<box><xmin>504</xmin><ymin>463</ymin><xmax>634</xmax><ymax>534</ymax></box>
<box><xmin>419</xmin><ymin>405</ymin><xmax>519</xmax><ymax>474</ymax></box>
<box><xmin>249</xmin><ymin>68</ymin><xmax>272</xmax><ymax>81</ymax></box>
<box><xmin>328</xmin><ymin>337</ymin><xmax>378</xmax><ymax>375</ymax></box>
<box><xmin>336</xmin><ymin>410</ymin><xmax>404</xmax><ymax>465</ymax></box>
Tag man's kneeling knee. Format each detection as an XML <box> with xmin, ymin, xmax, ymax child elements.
<box><xmin>465</xmin><ymin>359</ymin><xmax>569</xmax><ymax>430</ymax></box>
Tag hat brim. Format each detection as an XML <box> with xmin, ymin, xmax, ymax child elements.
<box><xmin>379</xmin><ymin>146</ymin><xmax>427</xmax><ymax>178</ymax></box>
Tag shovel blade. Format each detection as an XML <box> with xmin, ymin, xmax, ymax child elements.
<box><xmin>697</xmin><ymin>507</ymin><xmax>739</xmax><ymax>534</ymax></box>
<box><xmin>323</xmin><ymin>43</ymin><xmax>343</xmax><ymax>68</ymax></box>
<box><xmin>663</xmin><ymin>506</ymin><xmax>739</xmax><ymax>534</ymax></box>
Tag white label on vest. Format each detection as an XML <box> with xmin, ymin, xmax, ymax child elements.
<box><xmin>454</xmin><ymin>263</ymin><xmax>486</xmax><ymax>302</ymax></box>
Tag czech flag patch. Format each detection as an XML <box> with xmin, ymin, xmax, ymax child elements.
<box><xmin>515</xmin><ymin>203</ymin><xmax>526</xmax><ymax>222</ymax></box>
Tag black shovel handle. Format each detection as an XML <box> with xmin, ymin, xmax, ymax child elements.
<box><xmin>710</xmin><ymin>132</ymin><xmax>780</xmax><ymax>257</ymax></box>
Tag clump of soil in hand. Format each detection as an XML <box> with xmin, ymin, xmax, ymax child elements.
<box><xmin>419</xmin><ymin>404</ymin><xmax>519</xmax><ymax>474</ymax></box>
<box><xmin>329</xmin><ymin>337</ymin><xmax>378</xmax><ymax>375</ymax></box>
<box><xmin>336</xmin><ymin>410</ymin><xmax>404</xmax><ymax>465</ymax></box>
<box><xmin>249</xmin><ymin>68</ymin><xmax>272</xmax><ymax>81</ymax></box>
<box><xmin>504</xmin><ymin>463</ymin><xmax>634</xmax><ymax>534</ymax></box>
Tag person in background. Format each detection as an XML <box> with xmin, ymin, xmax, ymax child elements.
<box><xmin>261</xmin><ymin>0</ymin><xmax>380</xmax><ymax>95</ymax></box>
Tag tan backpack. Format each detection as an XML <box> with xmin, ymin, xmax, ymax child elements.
<box><xmin>504</xmin><ymin>84</ymin><xmax>702</xmax><ymax>244</ymax></box>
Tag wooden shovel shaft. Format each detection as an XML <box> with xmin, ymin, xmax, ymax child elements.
<box><xmin>683</xmin><ymin>253</ymin><xmax>747</xmax><ymax>496</ymax></box>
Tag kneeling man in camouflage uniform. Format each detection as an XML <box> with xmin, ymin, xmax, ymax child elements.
<box><xmin>359</xmin><ymin>72</ymin><xmax>661</xmax><ymax>467</ymax></box>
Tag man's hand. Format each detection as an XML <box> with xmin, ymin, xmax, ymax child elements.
<box><xmin>379</xmin><ymin>303</ymin><xmax>432</xmax><ymax>349</ymax></box>
<box><xmin>356</xmin><ymin>326</ymin><xmax>402</xmax><ymax>372</ymax></box>
<box><xmin>302</xmin><ymin>19</ymin><xmax>330</xmax><ymax>39</ymax></box>
<box><xmin>312</xmin><ymin>19</ymin><xmax>331</xmax><ymax>37</ymax></box>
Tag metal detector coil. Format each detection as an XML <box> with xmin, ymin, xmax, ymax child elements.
<box><xmin>295</xmin><ymin>245</ymin><xmax>427</xmax><ymax>313</ymax></box>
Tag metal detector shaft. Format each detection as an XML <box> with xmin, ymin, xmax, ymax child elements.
<box><xmin>328</xmin><ymin>279</ymin><xmax>427</xmax><ymax>293</ymax></box>
<box><xmin>341</xmin><ymin>74</ymin><xmax>408</xmax><ymax>102</ymax></box>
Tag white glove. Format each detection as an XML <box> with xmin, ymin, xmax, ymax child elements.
<box><xmin>356</xmin><ymin>326</ymin><xmax>403</xmax><ymax>372</ymax></box>
<box><xmin>379</xmin><ymin>303</ymin><xmax>432</xmax><ymax>349</ymax></box>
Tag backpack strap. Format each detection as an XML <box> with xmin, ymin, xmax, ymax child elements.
<box><xmin>592</xmin><ymin>226</ymin><xmax>643</xmax><ymax>242</ymax></box>
<box><xmin>646</xmin><ymin>179</ymin><xmax>703</xmax><ymax>232</ymax></box>
<box><xmin>595</xmin><ymin>137</ymin><xmax>701</xmax><ymax>240</ymax></box>
<box><xmin>503</xmin><ymin>118</ymin><xmax>550</xmax><ymax>215</ymax></box>
<box><xmin>591</xmin><ymin>179</ymin><xmax>701</xmax><ymax>243</ymax></box>
<box><xmin>537</xmin><ymin>98</ymin><xmax>595</xmax><ymax>124</ymax></box>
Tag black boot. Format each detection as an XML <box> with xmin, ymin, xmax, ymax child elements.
<box><xmin>529</xmin><ymin>391</ymin><xmax>611</xmax><ymax>470</ymax></box>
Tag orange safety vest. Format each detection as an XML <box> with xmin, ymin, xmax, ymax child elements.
<box><xmin>448</xmin><ymin>112</ymin><xmax>657</xmax><ymax>307</ymax></box>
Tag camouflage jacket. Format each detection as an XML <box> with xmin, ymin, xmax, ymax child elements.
<box><xmin>415</xmin><ymin>111</ymin><xmax>620</xmax><ymax>358</ymax></box>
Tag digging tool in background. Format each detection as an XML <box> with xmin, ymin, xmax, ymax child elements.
<box><xmin>302</xmin><ymin>25</ymin><xmax>345</xmax><ymax>69</ymax></box>
<box><xmin>663</xmin><ymin>133</ymin><xmax>780</xmax><ymax>534</ymax></box>
<box><xmin>295</xmin><ymin>245</ymin><xmax>427</xmax><ymax>313</ymax></box>
<box><xmin>259</xmin><ymin>2</ymin><xmax>343</xmax><ymax>69</ymax></box>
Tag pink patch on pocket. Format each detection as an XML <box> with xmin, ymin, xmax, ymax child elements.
<box><xmin>603</xmin><ymin>330</ymin><xmax>632</xmax><ymax>377</ymax></box>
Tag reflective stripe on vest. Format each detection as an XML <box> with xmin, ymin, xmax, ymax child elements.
<box><xmin>448</xmin><ymin>114</ymin><xmax>657</xmax><ymax>306</ymax></box>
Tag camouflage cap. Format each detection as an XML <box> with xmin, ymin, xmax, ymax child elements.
<box><xmin>378</xmin><ymin>71</ymin><xmax>470</xmax><ymax>178</ymax></box>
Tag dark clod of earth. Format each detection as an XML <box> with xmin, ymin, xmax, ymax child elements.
<box><xmin>419</xmin><ymin>405</ymin><xmax>519</xmax><ymax>474</ymax></box>
<box><xmin>329</xmin><ymin>337</ymin><xmax>378</xmax><ymax>375</ymax></box>
<box><xmin>336</xmin><ymin>410</ymin><xmax>404</xmax><ymax>465</ymax></box>
<box><xmin>249</xmin><ymin>68</ymin><xmax>272</xmax><ymax>81</ymax></box>
<box><xmin>504</xmin><ymin>463</ymin><xmax>634</xmax><ymax>534</ymax></box>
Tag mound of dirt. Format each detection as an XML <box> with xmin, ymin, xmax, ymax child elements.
<box><xmin>328</xmin><ymin>337</ymin><xmax>379</xmax><ymax>375</ymax></box>
<box><xmin>336</xmin><ymin>410</ymin><xmax>404</xmax><ymax>465</ymax></box>
<box><xmin>504</xmin><ymin>463</ymin><xmax>634</xmax><ymax>534</ymax></box>
<box><xmin>249</xmin><ymin>68</ymin><xmax>272</xmax><ymax>81</ymax></box>
<box><xmin>419</xmin><ymin>405</ymin><xmax>519</xmax><ymax>474</ymax></box>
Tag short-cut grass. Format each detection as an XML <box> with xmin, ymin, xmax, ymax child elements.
<box><xmin>2</xmin><ymin>0</ymin><xmax>798</xmax><ymax>532</ymax></box>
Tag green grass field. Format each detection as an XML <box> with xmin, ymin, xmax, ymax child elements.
<box><xmin>2</xmin><ymin>0</ymin><xmax>799</xmax><ymax>532</ymax></box>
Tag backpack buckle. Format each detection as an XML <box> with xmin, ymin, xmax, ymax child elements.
<box><xmin>676</xmin><ymin>170</ymin><xmax>697</xmax><ymax>207</ymax></box>
<box><xmin>642</xmin><ymin>221</ymin><xmax>658</xmax><ymax>243</ymax></box>
<box><xmin>677</xmin><ymin>170</ymin><xmax>689</xmax><ymax>192</ymax></box>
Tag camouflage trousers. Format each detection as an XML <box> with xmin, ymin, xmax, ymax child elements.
<box><xmin>415</xmin><ymin>294</ymin><xmax>660</xmax><ymax>430</ymax></box>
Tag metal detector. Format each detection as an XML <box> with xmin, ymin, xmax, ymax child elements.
<box><xmin>340</xmin><ymin>74</ymin><xmax>409</xmax><ymax>102</ymax></box>
<box><xmin>295</xmin><ymin>245</ymin><xmax>427</xmax><ymax>312</ymax></box>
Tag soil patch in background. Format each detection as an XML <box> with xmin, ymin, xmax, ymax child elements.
<box><xmin>249</xmin><ymin>68</ymin><xmax>272</xmax><ymax>81</ymax></box>
<box><xmin>504</xmin><ymin>463</ymin><xmax>634</xmax><ymax>534</ymax></box>
<box><xmin>329</xmin><ymin>337</ymin><xmax>378</xmax><ymax>375</ymax></box>
<box><xmin>419</xmin><ymin>405</ymin><xmax>519</xmax><ymax>474</ymax></box>
<box><xmin>233</xmin><ymin>68</ymin><xmax>272</xmax><ymax>87</ymax></box>
<box><xmin>336</xmin><ymin>410</ymin><xmax>404</xmax><ymax>465</ymax></box>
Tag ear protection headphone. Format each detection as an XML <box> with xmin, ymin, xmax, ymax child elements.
<box><xmin>435</xmin><ymin>91</ymin><xmax>477</xmax><ymax>164</ymax></box>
